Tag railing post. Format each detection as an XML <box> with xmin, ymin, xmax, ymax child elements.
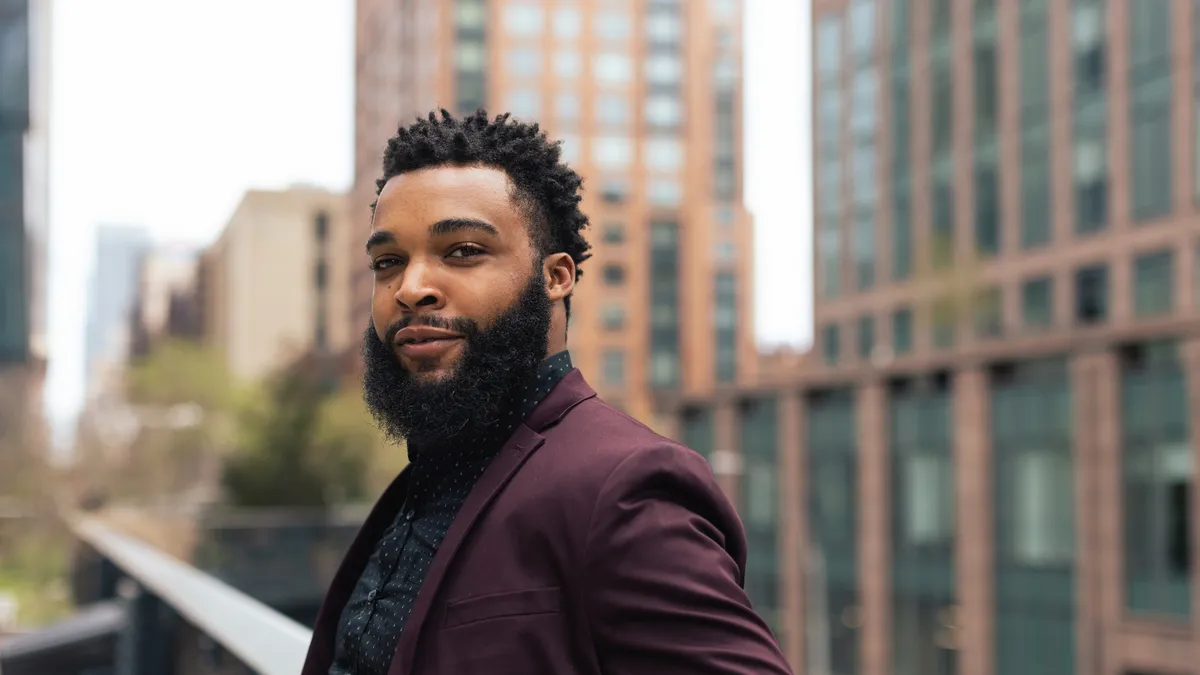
<box><xmin>115</xmin><ymin>579</ymin><xmax>176</xmax><ymax>675</ymax></box>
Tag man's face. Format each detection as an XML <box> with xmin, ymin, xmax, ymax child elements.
<box><xmin>362</xmin><ymin>166</ymin><xmax>562</xmax><ymax>447</ymax></box>
<box><xmin>367</xmin><ymin>166</ymin><xmax>544</xmax><ymax>380</ymax></box>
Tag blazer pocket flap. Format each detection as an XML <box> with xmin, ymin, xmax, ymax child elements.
<box><xmin>444</xmin><ymin>587</ymin><xmax>562</xmax><ymax>628</ymax></box>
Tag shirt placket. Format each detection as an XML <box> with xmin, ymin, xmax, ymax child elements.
<box><xmin>351</xmin><ymin>499</ymin><xmax>417</xmax><ymax>674</ymax></box>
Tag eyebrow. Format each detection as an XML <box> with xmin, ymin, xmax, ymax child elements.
<box><xmin>365</xmin><ymin>218</ymin><xmax>500</xmax><ymax>253</ymax></box>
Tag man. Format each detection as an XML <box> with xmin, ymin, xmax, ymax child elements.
<box><xmin>302</xmin><ymin>110</ymin><xmax>792</xmax><ymax>675</ymax></box>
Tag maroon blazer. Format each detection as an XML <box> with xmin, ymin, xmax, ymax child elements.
<box><xmin>301</xmin><ymin>370</ymin><xmax>793</xmax><ymax>675</ymax></box>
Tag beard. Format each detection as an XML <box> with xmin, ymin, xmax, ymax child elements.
<box><xmin>361</xmin><ymin>271</ymin><xmax>553</xmax><ymax>455</ymax></box>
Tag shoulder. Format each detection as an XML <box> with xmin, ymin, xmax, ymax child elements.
<box><xmin>538</xmin><ymin>396</ymin><xmax>716</xmax><ymax>491</ymax></box>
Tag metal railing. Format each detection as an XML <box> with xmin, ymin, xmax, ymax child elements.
<box><xmin>70</xmin><ymin>515</ymin><xmax>313</xmax><ymax>675</ymax></box>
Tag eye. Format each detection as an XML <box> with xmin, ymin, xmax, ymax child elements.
<box><xmin>447</xmin><ymin>244</ymin><xmax>485</xmax><ymax>259</ymax></box>
<box><xmin>369</xmin><ymin>257</ymin><xmax>401</xmax><ymax>271</ymax></box>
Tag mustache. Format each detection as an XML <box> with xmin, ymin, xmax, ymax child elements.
<box><xmin>382</xmin><ymin>314</ymin><xmax>479</xmax><ymax>345</ymax></box>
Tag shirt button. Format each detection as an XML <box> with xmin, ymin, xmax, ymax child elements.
<box><xmin>367</xmin><ymin>589</ymin><xmax>378</xmax><ymax>601</ymax></box>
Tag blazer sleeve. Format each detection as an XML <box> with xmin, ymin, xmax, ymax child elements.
<box><xmin>581</xmin><ymin>442</ymin><xmax>794</xmax><ymax>675</ymax></box>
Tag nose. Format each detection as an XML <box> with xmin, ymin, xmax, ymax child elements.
<box><xmin>393</xmin><ymin>259</ymin><xmax>446</xmax><ymax>313</ymax></box>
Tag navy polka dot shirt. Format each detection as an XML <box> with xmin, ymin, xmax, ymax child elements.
<box><xmin>328</xmin><ymin>351</ymin><xmax>573</xmax><ymax>675</ymax></box>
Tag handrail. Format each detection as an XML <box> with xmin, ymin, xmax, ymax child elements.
<box><xmin>69</xmin><ymin>515</ymin><xmax>313</xmax><ymax>675</ymax></box>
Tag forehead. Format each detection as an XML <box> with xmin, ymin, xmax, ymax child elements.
<box><xmin>373</xmin><ymin>165</ymin><xmax>523</xmax><ymax>235</ymax></box>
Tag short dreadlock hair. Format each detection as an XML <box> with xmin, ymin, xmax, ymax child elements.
<box><xmin>374</xmin><ymin>109</ymin><xmax>592</xmax><ymax>317</ymax></box>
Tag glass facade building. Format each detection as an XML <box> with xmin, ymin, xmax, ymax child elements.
<box><xmin>675</xmin><ymin>1</ymin><xmax>1200</xmax><ymax>674</ymax></box>
<box><xmin>0</xmin><ymin>0</ymin><xmax>29</xmax><ymax>365</ymax></box>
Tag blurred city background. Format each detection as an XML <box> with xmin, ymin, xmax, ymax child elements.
<box><xmin>0</xmin><ymin>0</ymin><xmax>1195</xmax><ymax>674</ymax></box>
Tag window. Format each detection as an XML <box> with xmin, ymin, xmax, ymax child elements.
<box><xmin>649</xmin><ymin>179</ymin><xmax>682</xmax><ymax>207</ymax></box>
<box><xmin>931</xmin><ymin>0</ymin><xmax>952</xmax><ymax>40</ymax></box>
<box><xmin>932</xmin><ymin>297</ymin><xmax>955</xmax><ymax>349</ymax></box>
<box><xmin>974</xmin><ymin>286</ymin><xmax>1003</xmax><ymax>339</ymax></box>
<box><xmin>554</xmin><ymin>50</ymin><xmax>582</xmax><ymax>78</ymax></box>
<box><xmin>645</xmin><ymin>54</ymin><xmax>683</xmax><ymax>86</ymax></box>
<box><xmin>1073</xmin><ymin>0</ymin><xmax>1108</xmax><ymax>233</ymax></box>
<box><xmin>555</xmin><ymin>93</ymin><xmax>580</xmax><ymax>123</ymax></box>
<box><xmin>713</xmin><ymin>241</ymin><xmax>735</xmax><ymax>262</ymax></box>
<box><xmin>457</xmin><ymin>42</ymin><xmax>486</xmax><ymax>70</ymax></box>
<box><xmin>314</xmin><ymin>260</ymin><xmax>328</xmax><ymax>290</ymax></box>
<box><xmin>893</xmin><ymin>185</ymin><xmax>912</xmax><ymax>280</ymax></box>
<box><xmin>975</xmin><ymin>160</ymin><xmax>1000</xmax><ymax>257</ymax></box>
<box><xmin>603</xmin><ymin>349</ymin><xmax>626</xmax><ymax>387</ymax></box>
<box><xmin>892</xmin><ymin>308</ymin><xmax>913</xmax><ymax>355</ymax></box>
<box><xmin>1019</xmin><ymin>1</ymin><xmax>1049</xmax><ymax>116</ymax></box>
<box><xmin>715</xmin><ymin>271</ymin><xmax>737</xmax><ymax>383</ymax></box>
<box><xmin>932</xmin><ymin>172</ymin><xmax>955</xmax><ymax>270</ymax></box>
<box><xmin>1074</xmin><ymin>263</ymin><xmax>1109</xmax><ymax>324</ymax></box>
<box><xmin>823</xmin><ymin>324</ymin><xmax>841</xmax><ymax>365</ymax></box>
<box><xmin>848</xmin><ymin>0</ymin><xmax>876</xmax><ymax>61</ymax></box>
<box><xmin>992</xmin><ymin>359</ymin><xmax>1075</xmax><ymax>675</ymax></box>
<box><xmin>816</xmin><ymin>16</ymin><xmax>843</xmax><ymax>83</ymax></box>
<box><xmin>504</xmin><ymin>3</ymin><xmax>543</xmax><ymax>36</ymax></box>
<box><xmin>595</xmin><ymin>11</ymin><xmax>632</xmax><ymax>41</ymax></box>
<box><xmin>594</xmin><ymin>53</ymin><xmax>633</xmax><ymax>85</ymax></box>
<box><xmin>507</xmin><ymin>48</ymin><xmax>540</xmax><ymax>77</ymax></box>
<box><xmin>1021</xmin><ymin>122</ymin><xmax>1052</xmax><ymax>248</ymax></box>
<box><xmin>849</xmin><ymin>69</ymin><xmax>878</xmax><ymax>137</ymax></box>
<box><xmin>857</xmin><ymin>315</ymin><xmax>875</xmax><ymax>360</ymax></box>
<box><xmin>1021</xmin><ymin>276</ymin><xmax>1053</xmax><ymax>331</ymax></box>
<box><xmin>890</xmin><ymin>375</ymin><xmax>956</xmax><ymax>675</ymax></box>
<box><xmin>854</xmin><ymin>209</ymin><xmax>875</xmax><ymax>290</ymax></box>
<box><xmin>1074</xmin><ymin>127</ymin><xmax>1108</xmax><ymax>233</ymax></box>
<box><xmin>974</xmin><ymin>40</ymin><xmax>998</xmax><ymax>137</ymax></box>
<box><xmin>593</xmin><ymin>136</ymin><xmax>633</xmax><ymax>169</ymax></box>
<box><xmin>740</xmin><ymin>397</ymin><xmax>780</xmax><ymax>628</ymax></box>
<box><xmin>807</xmin><ymin>389</ymin><xmax>861</xmax><ymax>675</ymax></box>
<box><xmin>600</xmin><ymin>178</ymin><xmax>629</xmax><ymax>204</ymax></box>
<box><xmin>602</xmin><ymin>221</ymin><xmax>625</xmax><ymax>244</ymax></box>
<box><xmin>646</xmin><ymin>137</ymin><xmax>684</xmax><ymax>171</ymax></box>
<box><xmin>558</xmin><ymin>134</ymin><xmax>581</xmax><ymax>163</ymax></box>
<box><xmin>1134</xmin><ymin>249</ymin><xmax>1174</xmax><ymax>318</ymax></box>
<box><xmin>596</xmin><ymin>95</ymin><xmax>630</xmax><ymax>127</ymax></box>
<box><xmin>314</xmin><ymin>211</ymin><xmax>329</xmax><ymax>242</ymax></box>
<box><xmin>1073</xmin><ymin>0</ymin><xmax>1106</xmax><ymax>94</ymax></box>
<box><xmin>1130</xmin><ymin>1</ymin><xmax>1172</xmax><ymax>221</ymax></box>
<box><xmin>646</xmin><ymin>94</ymin><xmax>683</xmax><ymax>128</ymax></box>
<box><xmin>931</xmin><ymin>58</ymin><xmax>953</xmax><ymax>155</ymax></box>
<box><xmin>820</xmin><ymin>217</ymin><xmax>842</xmax><ymax>298</ymax></box>
<box><xmin>456</xmin><ymin>0</ymin><xmax>486</xmax><ymax>29</ymax></box>
<box><xmin>603</xmin><ymin>264</ymin><xmax>626</xmax><ymax>285</ymax></box>
<box><xmin>1122</xmin><ymin>342</ymin><xmax>1192</xmax><ymax>618</ymax></box>
<box><xmin>647</xmin><ymin>8</ymin><xmax>683</xmax><ymax>45</ymax></box>
<box><xmin>552</xmin><ymin>7</ymin><xmax>582</xmax><ymax>39</ymax></box>
<box><xmin>506</xmin><ymin>89</ymin><xmax>541</xmax><ymax>118</ymax></box>
<box><xmin>601</xmin><ymin>304</ymin><xmax>625</xmax><ymax>330</ymax></box>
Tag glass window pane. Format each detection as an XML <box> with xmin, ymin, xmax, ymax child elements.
<box><xmin>504</xmin><ymin>3</ymin><xmax>544</xmax><ymax>36</ymax></box>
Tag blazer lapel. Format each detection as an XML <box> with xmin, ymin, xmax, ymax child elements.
<box><xmin>389</xmin><ymin>368</ymin><xmax>597</xmax><ymax>675</ymax></box>
<box><xmin>302</xmin><ymin>465</ymin><xmax>412</xmax><ymax>675</ymax></box>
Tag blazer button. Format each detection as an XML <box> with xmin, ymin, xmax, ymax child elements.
<box><xmin>367</xmin><ymin>589</ymin><xmax>378</xmax><ymax>601</ymax></box>
<box><xmin>405</xmin><ymin>510</ymin><xmax>415</xmax><ymax>521</ymax></box>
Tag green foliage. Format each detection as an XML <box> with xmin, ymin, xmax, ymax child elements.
<box><xmin>221</xmin><ymin>355</ymin><xmax>403</xmax><ymax>509</ymax></box>
<box><xmin>124</xmin><ymin>339</ymin><xmax>238</xmax><ymax>411</ymax></box>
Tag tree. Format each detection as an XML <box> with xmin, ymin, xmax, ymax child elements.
<box><xmin>221</xmin><ymin>353</ymin><xmax>404</xmax><ymax>509</ymax></box>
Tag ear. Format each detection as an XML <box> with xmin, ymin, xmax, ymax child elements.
<box><xmin>543</xmin><ymin>252</ymin><xmax>576</xmax><ymax>302</ymax></box>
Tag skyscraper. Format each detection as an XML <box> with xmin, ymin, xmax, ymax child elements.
<box><xmin>0</xmin><ymin>0</ymin><xmax>32</xmax><ymax>366</ymax></box>
<box><xmin>84</xmin><ymin>225</ymin><xmax>150</xmax><ymax>396</ymax></box>
<box><xmin>352</xmin><ymin>0</ymin><xmax>756</xmax><ymax>425</ymax></box>
<box><xmin>677</xmin><ymin>2</ymin><xmax>1200</xmax><ymax>674</ymax></box>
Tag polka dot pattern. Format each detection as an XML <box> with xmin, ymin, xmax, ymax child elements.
<box><xmin>327</xmin><ymin>351</ymin><xmax>573</xmax><ymax>675</ymax></box>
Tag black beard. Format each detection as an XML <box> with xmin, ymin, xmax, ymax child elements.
<box><xmin>361</xmin><ymin>272</ymin><xmax>552</xmax><ymax>456</ymax></box>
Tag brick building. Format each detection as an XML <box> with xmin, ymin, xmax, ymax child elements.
<box><xmin>678</xmin><ymin>2</ymin><xmax>1200</xmax><ymax>675</ymax></box>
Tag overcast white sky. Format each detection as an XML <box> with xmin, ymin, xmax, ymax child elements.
<box><xmin>43</xmin><ymin>0</ymin><xmax>810</xmax><ymax>439</ymax></box>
